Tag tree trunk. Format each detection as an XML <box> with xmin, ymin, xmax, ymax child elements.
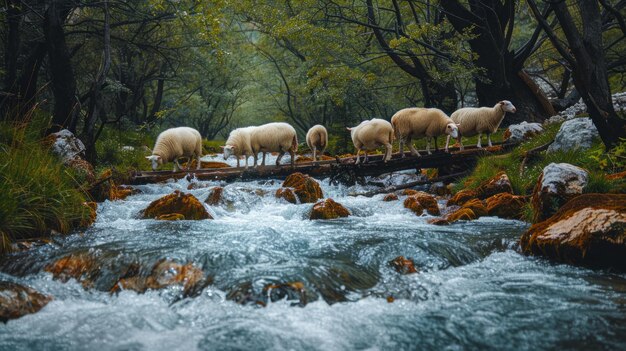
<box><xmin>44</xmin><ymin>0</ymin><xmax>79</xmax><ymax>133</ymax></box>
<box><xmin>147</xmin><ymin>74</ymin><xmax>165</xmax><ymax>124</ymax></box>
<box><xmin>4</xmin><ymin>0</ymin><xmax>20</xmax><ymax>92</ymax></box>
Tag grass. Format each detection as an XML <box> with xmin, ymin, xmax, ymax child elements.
<box><xmin>0</xmin><ymin>119</ymin><xmax>91</xmax><ymax>254</ymax></box>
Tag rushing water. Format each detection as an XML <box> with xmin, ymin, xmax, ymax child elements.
<box><xmin>1</xmin><ymin>157</ymin><xmax>626</xmax><ymax>350</ymax></box>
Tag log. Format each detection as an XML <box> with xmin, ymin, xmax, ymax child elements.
<box><xmin>348</xmin><ymin>171</ymin><xmax>470</xmax><ymax>197</ymax></box>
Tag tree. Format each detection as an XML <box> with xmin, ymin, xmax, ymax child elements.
<box><xmin>528</xmin><ymin>0</ymin><xmax>626</xmax><ymax>149</ymax></box>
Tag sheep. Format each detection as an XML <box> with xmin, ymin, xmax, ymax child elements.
<box><xmin>306</xmin><ymin>124</ymin><xmax>328</xmax><ymax>162</ymax></box>
<box><xmin>347</xmin><ymin>118</ymin><xmax>394</xmax><ymax>164</ymax></box>
<box><xmin>222</xmin><ymin>126</ymin><xmax>256</xmax><ymax>168</ymax></box>
<box><xmin>390</xmin><ymin>107</ymin><xmax>460</xmax><ymax>157</ymax></box>
<box><xmin>222</xmin><ymin>123</ymin><xmax>298</xmax><ymax>168</ymax></box>
<box><xmin>145</xmin><ymin>127</ymin><xmax>203</xmax><ymax>172</ymax></box>
<box><xmin>446</xmin><ymin>100</ymin><xmax>517</xmax><ymax>151</ymax></box>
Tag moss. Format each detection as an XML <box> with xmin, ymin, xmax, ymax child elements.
<box><xmin>446</xmin><ymin>208</ymin><xmax>478</xmax><ymax>222</ymax></box>
<box><xmin>280</xmin><ymin>172</ymin><xmax>323</xmax><ymax>203</ymax></box>
<box><xmin>310</xmin><ymin>198</ymin><xmax>350</xmax><ymax>220</ymax></box>
<box><xmin>142</xmin><ymin>190</ymin><xmax>211</xmax><ymax>220</ymax></box>
<box><xmin>403</xmin><ymin>196</ymin><xmax>424</xmax><ymax>216</ymax></box>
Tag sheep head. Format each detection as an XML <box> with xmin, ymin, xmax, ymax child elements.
<box><xmin>499</xmin><ymin>100</ymin><xmax>516</xmax><ymax>113</ymax></box>
<box><xmin>145</xmin><ymin>155</ymin><xmax>162</xmax><ymax>171</ymax></box>
<box><xmin>445</xmin><ymin>123</ymin><xmax>460</xmax><ymax>139</ymax></box>
<box><xmin>221</xmin><ymin>145</ymin><xmax>236</xmax><ymax>160</ymax></box>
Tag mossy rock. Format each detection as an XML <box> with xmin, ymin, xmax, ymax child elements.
<box><xmin>486</xmin><ymin>193</ymin><xmax>527</xmax><ymax>220</ymax></box>
<box><xmin>0</xmin><ymin>282</ymin><xmax>53</xmax><ymax>323</ymax></box>
<box><xmin>446</xmin><ymin>208</ymin><xmax>478</xmax><ymax>223</ymax></box>
<box><xmin>279</xmin><ymin>172</ymin><xmax>323</xmax><ymax>203</ymax></box>
<box><xmin>205</xmin><ymin>186</ymin><xmax>224</xmax><ymax>206</ymax></box>
<box><xmin>383</xmin><ymin>193</ymin><xmax>398</xmax><ymax>201</ymax></box>
<box><xmin>389</xmin><ymin>256</ymin><xmax>418</xmax><ymax>274</ymax></box>
<box><xmin>310</xmin><ymin>198</ymin><xmax>350</xmax><ymax>220</ymax></box>
<box><xmin>276</xmin><ymin>188</ymin><xmax>298</xmax><ymax>204</ymax></box>
<box><xmin>410</xmin><ymin>192</ymin><xmax>440</xmax><ymax>216</ymax></box>
<box><xmin>461</xmin><ymin>198</ymin><xmax>488</xmax><ymax>218</ymax></box>
<box><xmin>403</xmin><ymin>196</ymin><xmax>424</xmax><ymax>216</ymax></box>
<box><xmin>142</xmin><ymin>190</ymin><xmax>211</xmax><ymax>220</ymax></box>
<box><xmin>44</xmin><ymin>252</ymin><xmax>100</xmax><ymax>289</ymax></box>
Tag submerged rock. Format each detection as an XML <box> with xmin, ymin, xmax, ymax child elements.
<box><xmin>520</xmin><ymin>194</ymin><xmax>626</xmax><ymax>269</ymax></box>
<box><xmin>548</xmin><ymin>118</ymin><xmax>600</xmax><ymax>153</ymax></box>
<box><xmin>44</xmin><ymin>253</ymin><xmax>100</xmax><ymax>288</ymax></box>
<box><xmin>204</xmin><ymin>186</ymin><xmax>224</xmax><ymax>206</ymax></box>
<box><xmin>446</xmin><ymin>208</ymin><xmax>478</xmax><ymax>223</ymax></box>
<box><xmin>310</xmin><ymin>199</ymin><xmax>350</xmax><ymax>220</ymax></box>
<box><xmin>383</xmin><ymin>193</ymin><xmax>398</xmax><ymax>201</ymax></box>
<box><xmin>142</xmin><ymin>190</ymin><xmax>211</xmax><ymax>220</ymax></box>
<box><xmin>155</xmin><ymin>213</ymin><xmax>185</xmax><ymax>221</ymax></box>
<box><xmin>486</xmin><ymin>193</ymin><xmax>527</xmax><ymax>220</ymax></box>
<box><xmin>531</xmin><ymin>163</ymin><xmax>588</xmax><ymax>223</ymax></box>
<box><xmin>0</xmin><ymin>282</ymin><xmax>52</xmax><ymax>323</ymax></box>
<box><xmin>276</xmin><ymin>188</ymin><xmax>298</xmax><ymax>204</ymax></box>
<box><xmin>263</xmin><ymin>281</ymin><xmax>309</xmax><ymax>306</ymax></box>
<box><xmin>389</xmin><ymin>256</ymin><xmax>418</xmax><ymax>274</ymax></box>
<box><xmin>276</xmin><ymin>172</ymin><xmax>323</xmax><ymax>203</ymax></box>
<box><xmin>403</xmin><ymin>196</ymin><xmax>424</xmax><ymax>216</ymax></box>
<box><xmin>407</xmin><ymin>192</ymin><xmax>440</xmax><ymax>216</ymax></box>
<box><xmin>429</xmin><ymin>182</ymin><xmax>452</xmax><ymax>196</ymax></box>
<box><xmin>504</xmin><ymin>122</ymin><xmax>543</xmax><ymax>143</ymax></box>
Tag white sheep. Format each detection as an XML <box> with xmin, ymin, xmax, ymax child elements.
<box><xmin>146</xmin><ymin>127</ymin><xmax>203</xmax><ymax>172</ymax></box>
<box><xmin>222</xmin><ymin>122</ymin><xmax>298</xmax><ymax>168</ymax></box>
<box><xmin>446</xmin><ymin>100</ymin><xmax>517</xmax><ymax>151</ymax></box>
<box><xmin>390</xmin><ymin>107</ymin><xmax>460</xmax><ymax>157</ymax></box>
<box><xmin>347</xmin><ymin>118</ymin><xmax>394</xmax><ymax>164</ymax></box>
<box><xmin>306</xmin><ymin>124</ymin><xmax>328</xmax><ymax>162</ymax></box>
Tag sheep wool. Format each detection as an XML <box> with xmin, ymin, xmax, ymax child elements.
<box><xmin>306</xmin><ymin>124</ymin><xmax>328</xmax><ymax>162</ymax></box>
<box><xmin>249</xmin><ymin>122</ymin><xmax>298</xmax><ymax>168</ymax></box>
<box><xmin>390</xmin><ymin>107</ymin><xmax>459</xmax><ymax>157</ymax></box>
<box><xmin>223</xmin><ymin>126</ymin><xmax>255</xmax><ymax>168</ymax></box>
<box><xmin>146</xmin><ymin>127</ymin><xmax>203</xmax><ymax>172</ymax></box>
<box><xmin>449</xmin><ymin>100</ymin><xmax>516</xmax><ymax>150</ymax></box>
<box><xmin>347</xmin><ymin>118</ymin><xmax>394</xmax><ymax>164</ymax></box>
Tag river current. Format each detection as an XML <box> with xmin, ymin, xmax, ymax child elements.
<box><xmin>1</xmin><ymin>157</ymin><xmax>625</xmax><ymax>350</ymax></box>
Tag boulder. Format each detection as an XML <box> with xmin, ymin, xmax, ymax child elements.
<box><xmin>447</xmin><ymin>189</ymin><xmax>479</xmax><ymax>206</ymax></box>
<box><xmin>0</xmin><ymin>282</ymin><xmax>53</xmax><ymax>322</ymax></box>
<box><xmin>428</xmin><ymin>218</ymin><xmax>450</xmax><ymax>226</ymax></box>
<box><xmin>156</xmin><ymin>213</ymin><xmax>185</xmax><ymax>221</ymax></box>
<box><xmin>310</xmin><ymin>199</ymin><xmax>350</xmax><ymax>220</ymax></box>
<box><xmin>262</xmin><ymin>281</ymin><xmax>308</xmax><ymax>306</ymax></box>
<box><xmin>504</xmin><ymin>122</ymin><xmax>543</xmax><ymax>143</ymax></box>
<box><xmin>409</xmin><ymin>192</ymin><xmax>440</xmax><ymax>216</ymax></box>
<box><xmin>276</xmin><ymin>188</ymin><xmax>298</xmax><ymax>204</ymax></box>
<box><xmin>66</xmin><ymin>158</ymin><xmax>96</xmax><ymax>183</ymax></box>
<box><xmin>460</xmin><ymin>198</ymin><xmax>488</xmax><ymax>217</ymax></box>
<box><xmin>204</xmin><ymin>186</ymin><xmax>224</xmax><ymax>206</ymax></box>
<box><xmin>389</xmin><ymin>256</ymin><xmax>418</xmax><ymax>274</ymax></box>
<box><xmin>276</xmin><ymin>172</ymin><xmax>323</xmax><ymax>203</ymax></box>
<box><xmin>402</xmin><ymin>189</ymin><xmax>418</xmax><ymax>196</ymax></box>
<box><xmin>142</xmin><ymin>190</ymin><xmax>211</xmax><ymax>220</ymax></box>
<box><xmin>520</xmin><ymin>194</ymin><xmax>626</xmax><ymax>269</ymax></box>
<box><xmin>531</xmin><ymin>163</ymin><xmax>588</xmax><ymax>223</ymax></box>
<box><xmin>447</xmin><ymin>172</ymin><xmax>513</xmax><ymax>206</ymax></box>
<box><xmin>383</xmin><ymin>193</ymin><xmax>398</xmax><ymax>201</ymax></box>
<box><xmin>111</xmin><ymin>259</ymin><xmax>210</xmax><ymax>297</ymax></box>
<box><xmin>547</xmin><ymin>118</ymin><xmax>600</xmax><ymax>153</ymax></box>
<box><xmin>486</xmin><ymin>193</ymin><xmax>527</xmax><ymax>220</ymax></box>
<box><xmin>446</xmin><ymin>208</ymin><xmax>478</xmax><ymax>223</ymax></box>
<box><xmin>44</xmin><ymin>253</ymin><xmax>99</xmax><ymax>288</ymax></box>
<box><xmin>49</xmin><ymin>129</ymin><xmax>86</xmax><ymax>164</ymax></box>
<box><xmin>403</xmin><ymin>196</ymin><xmax>424</xmax><ymax>216</ymax></box>
<box><xmin>429</xmin><ymin>182</ymin><xmax>452</xmax><ymax>196</ymax></box>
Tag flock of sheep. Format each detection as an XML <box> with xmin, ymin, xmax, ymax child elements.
<box><xmin>146</xmin><ymin>100</ymin><xmax>517</xmax><ymax>171</ymax></box>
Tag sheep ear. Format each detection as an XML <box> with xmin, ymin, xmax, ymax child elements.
<box><xmin>346</xmin><ymin>127</ymin><xmax>352</xmax><ymax>131</ymax></box>
<box><xmin>145</xmin><ymin>156</ymin><xmax>151</xmax><ymax>160</ymax></box>
<box><xmin>220</xmin><ymin>146</ymin><xmax>225</xmax><ymax>149</ymax></box>
<box><xmin>499</xmin><ymin>101</ymin><xmax>505</xmax><ymax>105</ymax></box>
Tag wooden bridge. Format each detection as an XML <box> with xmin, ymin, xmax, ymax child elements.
<box><xmin>129</xmin><ymin>142</ymin><xmax>516</xmax><ymax>185</ymax></box>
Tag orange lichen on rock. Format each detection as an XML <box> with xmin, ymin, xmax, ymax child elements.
<box><xmin>156</xmin><ymin>213</ymin><xmax>185</xmax><ymax>221</ymax></box>
<box><xmin>109</xmin><ymin>184</ymin><xmax>134</xmax><ymax>201</ymax></box>
<box><xmin>446</xmin><ymin>189</ymin><xmax>479</xmax><ymax>206</ymax></box>
<box><xmin>204</xmin><ymin>186</ymin><xmax>224</xmax><ymax>206</ymax></box>
<box><xmin>402</xmin><ymin>189</ymin><xmax>419</xmax><ymax>196</ymax></box>
<box><xmin>44</xmin><ymin>253</ymin><xmax>99</xmax><ymax>288</ymax></box>
<box><xmin>411</xmin><ymin>191</ymin><xmax>440</xmax><ymax>216</ymax></box>
<box><xmin>446</xmin><ymin>208</ymin><xmax>478</xmax><ymax>223</ymax></box>
<box><xmin>447</xmin><ymin>172</ymin><xmax>512</xmax><ymax>206</ymax></box>
<box><xmin>295</xmin><ymin>155</ymin><xmax>334</xmax><ymax>163</ymax></box>
<box><xmin>428</xmin><ymin>218</ymin><xmax>450</xmax><ymax>226</ymax></box>
<box><xmin>403</xmin><ymin>196</ymin><xmax>424</xmax><ymax>216</ymax></box>
<box><xmin>606</xmin><ymin>170</ymin><xmax>626</xmax><ymax>180</ymax></box>
<box><xmin>383</xmin><ymin>193</ymin><xmax>399</xmax><ymax>201</ymax></box>
<box><xmin>310</xmin><ymin>199</ymin><xmax>350</xmax><ymax>220</ymax></box>
<box><xmin>142</xmin><ymin>190</ymin><xmax>211</xmax><ymax>220</ymax></box>
<box><xmin>277</xmin><ymin>172</ymin><xmax>323</xmax><ymax>203</ymax></box>
<box><xmin>389</xmin><ymin>256</ymin><xmax>418</xmax><ymax>274</ymax></box>
<box><xmin>460</xmin><ymin>198</ymin><xmax>488</xmax><ymax>218</ymax></box>
<box><xmin>520</xmin><ymin>194</ymin><xmax>626</xmax><ymax>269</ymax></box>
<box><xmin>486</xmin><ymin>193</ymin><xmax>527</xmax><ymax>219</ymax></box>
<box><xmin>0</xmin><ymin>282</ymin><xmax>53</xmax><ymax>322</ymax></box>
<box><xmin>276</xmin><ymin>188</ymin><xmax>298</xmax><ymax>204</ymax></box>
<box><xmin>80</xmin><ymin>202</ymin><xmax>98</xmax><ymax>227</ymax></box>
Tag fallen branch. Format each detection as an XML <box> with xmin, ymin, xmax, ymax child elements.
<box><xmin>348</xmin><ymin>171</ymin><xmax>470</xmax><ymax>197</ymax></box>
<box><xmin>519</xmin><ymin>140</ymin><xmax>554</xmax><ymax>174</ymax></box>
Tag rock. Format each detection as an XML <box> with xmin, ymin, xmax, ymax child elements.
<box><xmin>276</xmin><ymin>188</ymin><xmax>298</xmax><ymax>204</ymax></box>
<box><xmin>111</xmin><ymin>259</ymin><xmax>210</xmax><ymax>297</ymax></box>
<box><xmin>447</xmin><ymin>189</ymin><xmax>479</xmax><ymax>206</ymax></box>
<box><xmin>429</xmin><ymin>182</ymin><xmax>452</xmax><ymax>196</ymax></box>
<box><xmin>520</xmin><ymin>194</ymin><xmax>626</xmax><ymax>269</ymax></box>
<box><xmin>156</xmin><ymin>213</ymin><xmax>185</xmax><ymax>221</ymax></box>
<box><xmin>607</xmin><ymin>170</ymin><xmax>626</xmax><ymax>180</ymax></box>
<box><xmin>544</xmin><ymin>100</ymin><xmax>587</xmax><ymax>125</ymax></box>
<box><xmin>383</xmin><ymin>193</ymin><xmax>398</xmax><ymax>201</ymax></box>
<box><xmin>66</xmin><ymin>158</ymin><xmax>96</xmax><ymax>183</ymax></box>
<box><xmin>142</xmin><ymin>190</ymin><xmax>211</xmax><ymax>220</ymax></box>
<box><xmin>310</xmin><ymin>199</ymin><xmax>350</xmax><ymax>220</ymax></box>
<box><xmin>403</xmin><ymin>196</ymin><xmax>424</xmax><ymax>216</ymax></box>
<box><xmin>44</xmin><ymin>253</ymin><xmax>99</xmax><ymax>288</ymax></box>
<box><xmin>548</xmin><ymin>118</ymin><xmax>600</xmax><ymax>153</ymax></box>
<box><xmin>262</xmin><ymin>281</ymin><xmax>308</xmax><ymax>306</ymax></box>
<box><xmin>460</xmin><ymin>198</ymin><xmax>488</xmax><ymax>217</ymax></box>
<box><xmin>80</xmin><ymin>202</ymin><xmax>98</xmax><ymax>227</ymax></box>
<box><xmin>204</xmin><ymin>186</ymin><xmax>223</xmax><ymax>206</ymax></box>
<box><xmin>409</xmin><ymin>192</ymin><xmax>440</xmax><ymax>216</ymax></box>
<box><xmin>447</xmin><ymin>172</ymin><xmax>513</xmax><ymax>206</ymax></box>
<box><xmin>109</xmin><ymin>184</ymin><xmax>135</xmax><ymax>201</ymax></box>
<box><xmin>428</xmin><ymin>218</ymin><xmax>450</xmax><ymax>226</ymax></box>
<box><xmin>389</xmin><ymin>256</ymin><xmax>418</xmax><ymax>274</ymax></box>
<box><xmin>531</xmin><ymin>163</ymin><xmax>588</xmax><ymax>222</ymax></box>
<box><xmin>504</xmin><ymin>122</ymin><xmax>543</xmax><ymax>143</ymax></box>
<box><xmin>446</xmin><ymin>208</ymin><xmax>478</xmax><ymax>223</ymax></box>
<box><xmin>49</xmin><ymin>129</ymin><xmax>86</xmax><ymax>164</ymax></box>
<box><xmin>0</xmin><ymin>282</ymin><xmax>53</xmax><ymax>322</ymax></box>
<box><xmin>486</xmin><ymin>193</ymin><xmax>527</xmax><ymax>220</ymax></box>
<box><xmin>402</xmin><ymin>189</ymin><xmax>418</xmax><ymax>196</ymax></box>
<box><xmin>276</xmin><ymin>172</ymin><xmax>323</xmax><ymax>203</ymax></box>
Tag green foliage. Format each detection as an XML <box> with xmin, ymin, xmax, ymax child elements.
<box><xmin>0</xmin><ymin>121</ymin><xmax>90</xmax><ymax>254</ymax></box>
<box><xmin>95</xmin><ymin>126</ymin><xmax>154</xmax><ymax>175</ymax></box>
<box><xmin>589</xmin><ymin>137</ymin><xmax>626</xmax><ymax>173</ymax></box>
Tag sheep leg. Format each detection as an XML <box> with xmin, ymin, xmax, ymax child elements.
<box><xmin>477</xmin><ymin>132</ymin><xmax>482</xmax><ymax>148</ymax></box>
<box><xmin>445</xmin><ymin>135</ymin><xmax>451</xmax><ymax>153</ymax></box>
<box><xmin>276</xmin><ymin>151</ymin><xmax>284</xmax><ymax>165</ymax></box>
<box><xmin>399</xmin><ymin>139</ymin><xmax>405</xmax><ymax>158</ymax></box>
<box><xmin>244</xmin><ymin>155</ymin><xmax>249</xmax><ymax>169</ymax></box>
<box><xmin>196</xmin><ymin>155</ymin><xmax>201</xmax><ymax>170</ymax></box>
<box><xmin>355</xmin><ymin>149</ymin><xmax>361</xmax><ymax>165</ymax></box>
<box><xmin>384</xmin><ymin>143</ymin><xmax>392</xmax><ymax>162</ymax></box>
<box><xmin>312</xmin><ymin>146</ymin><xmax>317</xmax><ymax>162</ymax></box>
<box><xmin>364</xmin><ymin>152</ymin><xmax>368</xmax><ymax>164</ymax></box>
<box><xmin>433</xmin><ymin>136</ymin><xmax>438</xmax><ymax>151</ymax></box>
<box><xmin>426</xmin><ymin>138</ymin><xmax>432</xmax><ymax>155</ymax></box>
<box><xmin>253</xmin><ymin>153</ymin><xmax>259</xmax><ymax>168</ymax></box>
<box><xmin>408</xmin><ymin>138</ymin><xmax>421</xmax><ymax>157</ymax></box>
<box><xmin>289</xmin><ymin>150</ymin><xmax>295</xmax><ymax>168</ymax></box>
<box><xmin>237</xmin><ymin>157</ymin><xmax>241</xmax><ymax>168</ymax></box>
<box><xmin>487</xmin><ymin>133</ymin><xmax>493</xmax><ymax>147</ymax></box>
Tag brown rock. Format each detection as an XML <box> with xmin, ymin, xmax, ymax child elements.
<box><xmin>402</xmin><ymin>189</ymin><xmax>419</xmax><ymax>196</ymax></box>
<box><xmin>520</xmin><ymin>194</ymin><xmax>626</xmax><ymax>269</ymax></box>
<box><xmin>428</xmin><ymin>218</ymin><xmax>450</xmax><ymax>226</ymax></box>
<box><xmin>461</xmin><ymin>198</ymin><xmax>488</xmax><ymax>218</ymax></box>
<box><xmin>156</xmin><ymin>213</ymin><xmax>185</xmax><ymax>221</ymax></box>
<box><xmin>263</xmin><ymin>281</ymin><xmax>308</xmax><ymax>306</ymax></box>
<box><xmin>109</xmin><ymin>184</ymin><xmax>134</xmax><ymax>201</ymax></box>
<box><xmin>0</xmin><ymin>282</ymin><xmax>53</xmax><ymax>322</ymax></box>
<box><xmin>447</xmin><ymin>172</ymin><xmax>513</xmax><ymax>206</ymax></box>
<box><xmin>383</xmin><ymin>193</ymin><xmax>399</xmax><ymax>201</ymax></box>
<box><xmin>429</xmin><ymin>182</ymin><xmax>452</xmax><ymax>196</ymax></box>
<box><xmin>446</xmin><ymin>208</ymin><xmax>477</xmax><ymax>223</ymax></box>
<box><xmin>276</xmin><ymin>188</ymin><xmax>298</xmax><ymax>204</ymax></box>
<box><xmin>389</xmin><ymin>256</ymin><xmax>418</xmax><ymax>274</ymax></box>
<box><xmin>486</xmin><ymin>193</ymin><xmax>527</xmax><ymax>220</ymax></box>
<box><xmin>310</xmin><ymin>199</ymin><xmax>350</xmax><ymax>220</ymax></box>
<box><xmin>278</xmin><ymin>172</ymin><xmax>323</xmax><ymax>203</ymax></box>
<box><xmin>67</xmin><ymin>158</ymin><xmax>96</xmax><ymax>183</ymax></box>
<box><xmin>447</xmin><ymin>189</ymin><xmax>479</xmax><ymax>206</ymax></box>
<box><xmin>607</xmin><ymin>170</ymin><xmax>626</xmax><ymax>180</ymax></box>
<box><xmin>411</xmin><ymin>192</ymin><xmax>440</xmax><ymax>216</ymax></box>
<box><xmin>205</xmin><ymin>186</ymin><xmax>224</xmax><ymax>206</ymax></box>
<box><xmin>530</xmin><ymin>163</ymin><xmax>588</xmax><ymax>223</ymax></box>
<box><xmin>403</xmin><ymin>196</ymin><xmax>424</xmax><ymax>216</ymax></box>
<box><xmin>45</xmin><ymin>253</ymin><xmax>99</xmax><ymax>288</ymax></box>
<box><xmin>182</xmin><ymin>160</ymin><xmax>230</xmax><ymax>169</ymax></box>
<box><xmin>142</xmin><ymin>190</ymin><xmax>211</xmax><ymax>220</ymax></box>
